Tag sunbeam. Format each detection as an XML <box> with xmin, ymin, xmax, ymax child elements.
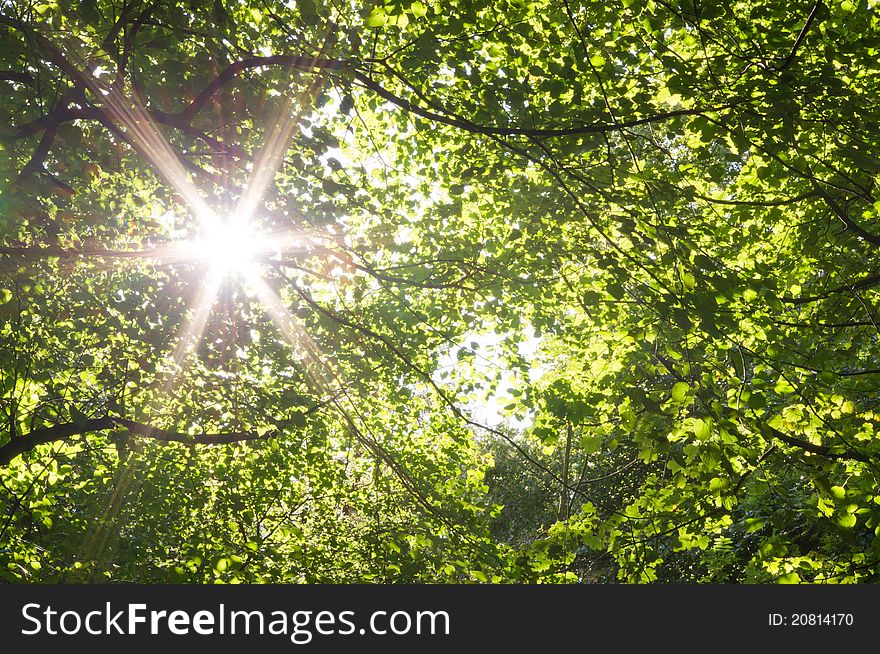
<box><xmin>232</xmin><ymin>52</ymin><xmax>330</xmax><ymax>226</ymax></box>
<box><xmin>76</xmin><ymin>63</ymin><xmax>216</xmax><ymax>225</ymax></box>
<box><xmin>243</xmin><ymin>270</ymin><xmax>335</xmax><ymax>393</ymax></box>
<box><xmin>170</xmin><ymin>266</ymin><xmax>226</xmax><ymax>369</ymax></box>
<box><xmin>57</xmin><ymin>29</ymin><xmax>342</xmax><ymax>571</ymax></box>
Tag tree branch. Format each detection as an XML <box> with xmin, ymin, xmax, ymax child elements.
<box><xmin>354</xmin><ymin>68</ymin><xmax>737</xmax><ymax>138</ymax></box>
<box><xmin>0</xmin><ymin>416</ymin><xmax>273</xmax><ymax>466</ymax></box>
<box><xmin>811</xmin><ymin>179</ymin><xmax>880</xmax><ymax>247</ymax></box>
<box><xmin>179</xmin><ymin>54</ymin><xmax>347</xmax><ymax>122</ymax></box>
<box><xmin>0</xmin><ymin>69</ymin><xmax>33</xmax><ymax>83</ymax></box>
<box><xmin>780</xmin><ymin>271</ymin><xmax>880</xmax><ymax>305</ymax></box>
<box><xmin>775</xmin><ymin>0</ymin><xmax>824</xmax><ymax>71</ymax></box>
<box><xmin>763</xmin><ymin>422</ymin><xmax>870</xmax><ymax>463</ymax></box>
<box><xmin>101</xmin><ymin>0</ymin><xmax>135</xmax><ymax>53</ymax></box>
<box><xmin>16</xmin><ymin>124</ymin><xmax>56</xmax><ymax>181</ymax></box>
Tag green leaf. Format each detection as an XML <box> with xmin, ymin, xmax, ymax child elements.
<box><xmin>671</xmin><ymin>382</ymin><xmax>690</xmax><ymax>402</ymax></box>
<box><xmin>606</xmin><ymin>283</ymin><xmax>626</xmax><ymax>300</ymax></box>
<box><xmin>699</xmin><ymin>442</ymin><xmax>721</xmax><ymax>468</ymax></box>
<box><xmin>681</xmin><ymin>271</ymin><xmax>696</xmax><ymax>289</ymax></box>
<box><xmin>747</xmin><ymin>392</ymin><xmax>766</xmax><ymax>410</ymax></box>
<box><xmin>774</xmin><ymin>379</ymin><xmax>796</xmax><ymax>394</ymax></box>
<box><xmin>580</xmin><ymin>434</ymin><xmax>602</xmax><ymax>454</ymax></box>
<box><xmin>78</xmin><ymin>0</ymin><xmax>100</xmax><ymax>23</ymax></box>
<box><xmin>365</xmin><ymin>7</ymin><xmax>387</xmax><ymax>27</ymax></box>
<box><xmin>298</xmin><ymin>0</ymin><xmax>318</xmax><ymax>17</ymax></box>
<box><xmin>837</xmin><ymin>513</ymin><xmax>857</xmax><ymax>528</ymax></box>
<box><xmin>777</xmin><ymin>572</ymin><xmax>800</xmax><ymax>584</ymax></box>
<box><xmin>709</xmin><ymin>477</ymin><xmax>727</xmax><ymax>492</ymax></box>
<box><xmin>745</xmin><ymin>517</ymin><xmax>765</xmax><ymax>533</ymax></box>
<box><xmin>692</xmin><ymin>418</ymin><xmax>712</xmax><ymax>440</ymax></box>
<box><xmin>288</xmin><ymin>411</ymin><xmax>308</xmax><ymax>429</ymax></box>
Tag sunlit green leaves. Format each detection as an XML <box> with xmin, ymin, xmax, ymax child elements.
<box><xmin>671</xmin><ymin>382</ymin><xmax>690</xmax><ymax>403</ymax></box>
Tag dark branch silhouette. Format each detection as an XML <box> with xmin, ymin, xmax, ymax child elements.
<box><xmin>0</xmin><ymin>416</ymin><xmax>274</xmax><ymax>466</ymax></box>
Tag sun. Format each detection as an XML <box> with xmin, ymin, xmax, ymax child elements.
<box><xmin>191</xmin><ymin>216</ymin><xmax>264</xmax><ymax>278</ymax></box>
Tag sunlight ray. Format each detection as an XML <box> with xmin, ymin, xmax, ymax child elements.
<box><xmin>170</xmin><ymin>267</ymin><xmax>226</xmax><ymax>369</ymax></box>
<box><xmin>232</xmin><ymin>51</ymin><xmax>330</xmax><ymax>226</ymax></box>
<box><xmin>232</xmin><ymin>97</ymin><xmax>301</xmax><ymax>226</ymax></box>
<box><xmin>77</xmin><ymin>455</ymin><xmax>138</xmax><ymax>572</ymax></box>
<box><xmin>61</xmin><ymin>37</ymin><xmax>334</xmax><ymax>572</ymax></box>
<box><xmin>94</xmin><ymin>90</ymin><xmax>214</xmax><ymax>218</ymax></box>
<box><xmin>48</xmin><ymin>38</ymin><xmax>216</xmax><ymax>225</ymax></box>
<box><xmin>98</xmin><ymin>94</ymin><xmax>216</xmax><ymax>225</ymax></box>
<box><xmin>243</xmin><ymin>270</ymin><xmax>335</xmax><ymax>394</ymax></box>
<box><xmin>77</xmin><ymin>264</ymin><xmax>225</xmax><ymax>567</ymax></box>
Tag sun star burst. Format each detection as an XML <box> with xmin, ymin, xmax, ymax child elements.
<box><xmin>192</xmin><ymin>217</ymin><xmax>265</xmax><ymax>279</ymax></box>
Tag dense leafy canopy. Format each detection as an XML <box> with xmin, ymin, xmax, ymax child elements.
<box><xmin>2</xmin><ymin>0</ymin><xmax>880</xmax><ymax>583</ymax></box>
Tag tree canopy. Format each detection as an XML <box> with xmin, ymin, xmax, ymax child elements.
<box><xmin>2</xmin><ymin>0</ymin><xmax>880</xmax><ymax>583</ymax></box>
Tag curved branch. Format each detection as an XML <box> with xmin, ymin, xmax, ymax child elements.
<box><xmin>179</xmin><ymin>54</ymin><xmax>347</xmax><ymax>122</ymax></box>
<box><xmin>0</xmin><ymin>69</ymin><xmax>33</xmax><ymax>83</ymax></box>
<box><xmin>186</xmin><ymin>55</ymin><xmax>738</xmax><ymax>139</ymax></box>
<box><xmin>8</xmin><ymin>42</ymin><xmax>738</xmax><ymax>147</ymax></box>
<box><xmin>354</xmin><ymin>68</ymin><xmax>737</xmax><ymax>138</ymax></box>
<box><xmin>781</xmin><ymin>271</ymin><xmax>880</xmax><ymax>305</ymax></box>
<box><xmin>811</xmin><ymin>179</ymin><xmax>880</xmax><ymax>247</ymax></box>
<box><xmin>763</xmin><ymin>422</ymin><xmax>871</xmax><ymax>463</ymax></box>
<box><xmin>0</xmin><ymin>416</ymin><xmax>273</xmax><ymax>466</ymax></box>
